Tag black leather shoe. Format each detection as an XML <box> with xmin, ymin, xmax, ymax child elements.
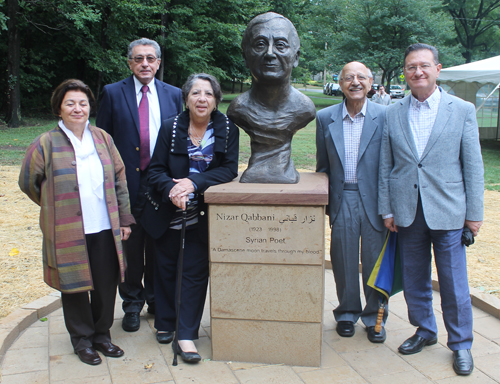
<box><xmin>75</xmin><ymin>347</ymin><xmax>102</xmax><ymax>365</ymax></box>
<box><xmin>453</xmin><ymin>349</ymin><xmax>474</xmax><ymax>375</ymax></box>
<box><xmin>122</xmin><ymin>312</ymin><xmax>140</xmax><ymax>332</ymax></box>
<box><xmin>172</xmin><ymin>342</ymin><xmax>201</xmax><ymax>363</ymax></box>
<box><xmin>398</xmin><ymin>333</ymin><xmax>437</xmax><ymax>355</ymax></box>
<box><xmin>156</xmin><ymin>331</ymin><xmax>174</xmax><ymax>344</ymax></box>
<box><xmin>93</xmin><ymin>342</ymin><xmax>124</xmax><ymax>357</ymax></box>
<box><xmin>336</xmin><ymin>321</ymin><xmax>355</xmax><ymax>337</ymax></box>
<box><xmin>366</xmin><ymin>326</ymin><xmax>386</xmax><ymax>343</ymax></box>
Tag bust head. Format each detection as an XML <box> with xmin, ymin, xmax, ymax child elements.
<box><xmin>241</xmin><ymin>12</ymin><xmax>300</xmax><ymax>85</ymax></box>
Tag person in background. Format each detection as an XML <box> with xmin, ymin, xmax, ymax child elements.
<box><xmin>316</xmin><ymin>62</ymin><xmax>388</xmax><ymax>344</ymax></box>
<box><xmin>19</xmin><ymin>79</ymin><xmax>135</xmax><ymax>365</ymax></box>
<box><xmin>96</xmin><ymin>38</ymin><xmax>183</xmax><ymax>333</ymax></box>
<box><xmin>142</xmin><ymin>73</ymin><xmax>239</xmax><ymax>363</ymax></box>
<box><xmin>371</xmin><ymin>85</ymin><xmax>391</xmax><ymax>105</ymax></box>
<box><xmin>379</xmin><ymin>43</ymin><xmax>484</xmax><ymax>376</ymax></box>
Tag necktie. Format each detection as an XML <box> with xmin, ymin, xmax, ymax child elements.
<box><xmin>139</xmin><ymin>85</ymin><xmax>150</xmax><ymax>171</ymax></box>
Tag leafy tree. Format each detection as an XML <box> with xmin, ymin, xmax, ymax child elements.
<box><xmin>332</xmin><ymin>0</ymin><xmax>460</xmax><ymax>88</ymax></box>
<box><xmin>443</xmin><ymin>0</ymin><xmax>500</xmax><ymax>62</ymax></box>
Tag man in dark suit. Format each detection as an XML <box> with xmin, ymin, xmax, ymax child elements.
<box><xmin>316</xmin><ymin>61</ymin><xmax>388</xmax><ymax>343</ymax></box>
<box><xmin>96</xmin><ymin>38</ymin><xmax>183</xmax><ymax>332</ymax></box>
<box><xmin>379</xmin><ymin>43</ymin><xmax>484</xmax><ymax>375</ymax></box>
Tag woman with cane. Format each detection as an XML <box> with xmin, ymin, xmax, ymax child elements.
<box><xmin>143</xmin><ymin>73</ymin><xmax>239</xmax><ymax>363</ymax></box>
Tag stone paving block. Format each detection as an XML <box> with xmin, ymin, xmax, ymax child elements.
<box><xmin>387</xmin><ymin>300</ymin><xmax>409</xmax><ymax>322</ymax></box>
<box><xmin>472</xmin><ymin>303</ymin><xmax>492</xmax><ymax>319</ymax></box>
<box><xmin>434</xmin><ymin>369</ymin><xmax>498</xmax><ymax>384</ymax></box>
<box><xmin>232</xmin><ymin>364</ymin><xmax>303</xmax><ymax>384</ymax></box>
<box><xmin>211</xmin><ymin>318</ymin><xmax>321</xmax><ymax>366</ymax></box>
<box><xmin>2</xmin><ymin>346</ymin><xmax>48</xmax><ymax>375</ymax></box>
<box><xmin>399</xmin><ymin>346</ymin><xmax>457</xmax><ymax>381</ymax></box>
<box><xmin>107</xmin><ymin>353</ymin><xmax>173</xmax><ymax>384</ymax></box>
<box><xmin>0</xmin><ymin>308</ymin><xmax>37</xmax><ymax>330</ymax></box>
<box><xmin>170</xmin><ymin>360</ymin><xmax>239</xmax><ymax>384</ymax></box>
<box><xmin>22</xmin><ymin>294</ymin><xmax>61</xmax><ymax>319</ymax></box>
<box><xmin>211</xmin><ymin>263</ymin><xmax>323</xmax><ymax>322</ymax></box>
<box><xmin>52</xmin><ymin>376</ymin><xmax>112</xmax><ymax>384</ymax></box>
<box><xmin>368</xmin><ymin>370</ymin><xmax>432</xmax><ymax>384</ymax></box>
<box><xmin>49</xmin><ymin>353</ymin><xmax>110</xmax><ymax>381</ymax></box>
<box><xmin>49</xmin><ymin>332</ymin><xmax>74</xmax><ymax>356</ymax></box>
<box><xmin>323</xmin><ymin>328</ymin><xmax>379</xmax><ymax>354</ymax></box>
<box><xmin>471</xmin><ymin>331</ymin><xmax>500</xmax><ymax>357</ymax></box>
<box><xmin>297</xmin><ymin>365</ymin><xmax>367</xmax><ymax>384</ymax></box>
<box><xmin>0</xmin><ymin>370</ymin><xmax>49</xmax><ymax>384</ymax></box>
<box><xmin>9</xmin><ymin>325</ymin><xmax>48</xmax><ymax>350</ymax></box>
<box><xmin>474</xmin><ymin>352</ymin><xmax>500</xmax><ymax>380</ymax></box>
<box><xmin>50</xmin><ymin>308</ymin><xmax>63</xmax><ymax>317</ymax></box>
<box><xmin>474</xmin><ymin>315</ymin><xmax>500</xmax><ymax>340</ymax></box>
<box><xmin>341</xmin><ymin>345</ymin><xmax>413</xmax><ymax>378</ymax></box>
<box><xmin>227</xmin><ymin>361</ymin><xmax>268</xmax><ymax>371</ymax></box>
<box><xmin>0</xmin><ymin>327</ymin><xmax>20</xmax><ymax>361</ymax></box>
<box><xmin>292</xmin><ymin>341</ymin><xmax>347</xmax><ymax>373</ymax></box>
<box><xmin>48</xmin><ymin>313</ymin><xmax>67</xmax><ymax>335</ymax></box>
<box><xmin>385</xmin><ymin>312</ymin><xmax>415</xmax><ymax>333</ymax></box>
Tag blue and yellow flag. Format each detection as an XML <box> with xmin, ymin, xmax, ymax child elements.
<box><xmin>367</xmin><ymin>231</ymin><xmax>403</xmax><ymax>301</ymax></box>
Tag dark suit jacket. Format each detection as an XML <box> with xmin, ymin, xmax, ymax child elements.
<box><xmin>142</xmin><ymin>110</ymin><xmax>239</xmax><ymax>240</ymax></box>
<box><xmin>96</xmin><ymin>75</ymin><xmax>183</xmax><ymax>207</ymax></box>
<box><xmin>316</xmin><ymin>100</ymin><xmax>386</xmax><ymax>232</ymax></box>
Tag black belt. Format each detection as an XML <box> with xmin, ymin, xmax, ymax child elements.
<box><xmin>343</xmin><ymin>183</ymin><xmax>359</xmax><ymax>190</ymax></box>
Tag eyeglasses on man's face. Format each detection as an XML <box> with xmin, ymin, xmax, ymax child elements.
<box><xmin>131</xmin><ymin>55</ymin><xmax>158</xmax><ymax>64</ymax></box>
<box><xmin>404</xmin><ymin>63</ymin><xmax>435</xmax><ymax>73</ymax></box>
<box><xmin>341</xmin><ymin>74</ymin><xmax>369</xmax><ymax>83</ymax></box>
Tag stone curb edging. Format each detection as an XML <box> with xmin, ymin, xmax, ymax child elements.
<box><xmin>0</xmin><ymin>292</ymin><xmax>61</xmax><ymax>364</ymax></box>
<box><xmin>1</xmin><ymin>271</ymin><xmax>500</xmax><ymax>366</ymax></box>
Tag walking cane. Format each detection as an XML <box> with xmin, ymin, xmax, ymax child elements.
<box><xmin>173</xmin><ymin>200</ymin><xmax>189</xmax><ymax>366</ymax></box>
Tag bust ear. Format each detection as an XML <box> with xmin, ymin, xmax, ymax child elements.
<box><xmin>293</xmin><ymin>49</ymin><xmax>300</xmax><ymax>69</ymax></box>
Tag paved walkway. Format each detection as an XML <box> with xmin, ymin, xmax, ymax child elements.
<box><xmin>1</xmin><ymin>270</ymin><xmax>500</xmax><ymax>383</ymax></box>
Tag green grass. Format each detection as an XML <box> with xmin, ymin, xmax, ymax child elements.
<box><xmin>2</xmin><ymin>93</ymin><xmax>499</xmax><ymax>192</ymax></box>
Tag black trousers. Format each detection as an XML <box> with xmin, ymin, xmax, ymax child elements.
<box><xmin>61</xmin><ymin>229</ymin><xmax>119</xmax><ymax>352</ymax></box>
<box><xmin>119</xmin><ymin>171</ymin><xmax>156</xmax><ymax>313</ymax></box>
<box><xmin>154</xmin><ymin>227</ymin><xmax>209</xmax><ymax>340</ymax></box>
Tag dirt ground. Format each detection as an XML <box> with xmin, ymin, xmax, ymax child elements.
<box><xmin>1</xmin><ymin>164</ymin><xmax>499</xmax><ymax>320</ymax></box>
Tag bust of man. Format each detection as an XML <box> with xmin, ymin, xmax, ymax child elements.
<box><xmin>228</xmin><ymin>12</ymin><xmax>316</xmax><ymax>184</ymax></box>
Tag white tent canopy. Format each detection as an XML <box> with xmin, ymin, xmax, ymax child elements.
<box><xmin>438</xmin><ymin>55</ymin><xmax>500</xmax><ymax>139</ymax></box>
<box><xmin>439</xmin><ymin>55</ymin><xmax>500</xmax><ymax>84</ymax></box>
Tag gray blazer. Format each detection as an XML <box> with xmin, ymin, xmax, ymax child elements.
<box><xmin>378</xmin><ymin>89</ymin><xmax>484</xmax><ymax>230</ymax></box>
<box><xmin>316</xmin><ymin>100</ymin><xmax>386</xmax><ymax>232</ymax></box>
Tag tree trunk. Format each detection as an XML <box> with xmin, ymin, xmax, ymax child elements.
<box><xmin>231</xmin><ymin>79</ymin><xmax>235</xmax><ymax>93</ymax></box>
<box><xmin>240</xmin><ymin>81</ymin><xmax>243</xmax><ymax>93</ymax></box>
<box><xmin>7</xmin><ymin>0</ymin><xmax>21</xmax><ymax>127</ymax></box>
<box><xmin>158</xmin><ymin>12</ymin><xmax>167</xmax><ymax>82</ymax></box>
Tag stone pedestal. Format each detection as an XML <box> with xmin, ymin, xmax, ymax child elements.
<box><xmin>205</xmin><ymin>172</ymin><xmax>328</xmax><ymax>367</ymax></box>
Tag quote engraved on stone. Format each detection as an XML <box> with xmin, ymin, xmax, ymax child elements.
<box><xmin>209</xmin><ymin>205</ymin><xmax>324</xmax><ymax>265</ymax></box>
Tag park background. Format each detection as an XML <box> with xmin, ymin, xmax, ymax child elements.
<box><xmin>1</xmin><ymin>0</ymin><xmax>500</xmax><ymax>320</ymax></box>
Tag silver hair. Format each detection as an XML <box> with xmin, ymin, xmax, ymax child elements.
<box><xmin>339</xmin><ymin>63</ymin><xmax>373</xmax><ymax>80</ymax></box>
<box><xmin>128</xmin><ymin>38</ymin><xmax>161</xmax><ymax>59</ymax></box>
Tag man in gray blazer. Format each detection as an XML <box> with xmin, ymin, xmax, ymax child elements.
<box><xmin>379</xmin><ymin>43</ymin><xmax>484</xmax><ymax>376</ymax></box>
<box><xmin>317</xmin><ymin>61</ymin><xmax>388</xmax><ymax>343</ymax></box>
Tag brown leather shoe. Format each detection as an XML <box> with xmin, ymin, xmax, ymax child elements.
<box><xmin>93</xmin><ymin>342</ymin><xmax>124</xmax><ymax>357</ymax></box>
<box><xmin>75</xmin><ymin>347</ymin><xmax>102</xmax><ymax>365</ymax></box>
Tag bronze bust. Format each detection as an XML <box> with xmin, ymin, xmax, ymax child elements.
<box><xmin>228</xmin><ymin>12</ymin><xmax>316</xmax><ymax>184</ymax></box>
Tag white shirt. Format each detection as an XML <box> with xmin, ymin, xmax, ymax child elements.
<box><xmin>342</xmin><ymin>100</ymin><xmax>368</xmax><ymax>183</ymax></box>
<box><xmin>133</xmin><ymin>76</ymin><xmax>161</xmax><ymax>157</ymax></box>
<box><xmin>59</xmin><ymin>121</ymin><xmax>111</xmax><ymax>234</ymax></box>
<box><xmin>408</xmin><ymin>86</ymin><xmax>441</xmax><ymax>159</ymax></box>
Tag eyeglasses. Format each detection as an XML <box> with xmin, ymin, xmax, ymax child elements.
<box><xmin>341</xmin><ymin>74</ymin><xmax>369</xmax><ymax>82</ymax></box>
<box><xmin>405</xmin><ymin>64</ymin><xmax>434</xmax><ymax>73</ymax></box>
<box><xmin>131</xmin><ymin>55</ymin><xmax>158</xmax><ymax>64</ymax></box>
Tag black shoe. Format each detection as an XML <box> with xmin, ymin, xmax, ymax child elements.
<box><xmin>366</xmin><ymin>326</ymin><xmax>386</xmax><ymax>343</ymax></box>
<box><xmin>156</xmin><ymin>331</ymin><xmax>174</xmax><ymax>344</ymax></box>
<box><xmin>398</xmin><ymin>333</ymin><xmax>437</xmax><ymax>355</ymax></box>
<box><xmin>93</xmin><ymin>342</ymin><xmax>124</xmax><ymax>357</ymax></box>
<box><xmin>453</xmin><ymin>349</ymin><xmax>474</xmax><ymax>375</ymax></box>
<box><xmin>172</xmin><ymin>342</ymin><xmax>201</xmax><ymax>363</ymax></box>
<box><xmin>75</xmin><ymin>347</ymin><xmax>102</xmax><ymax>365</ymax></box>
<box><xmin>122</xmin><ymin>312</ymin><xmax>140</xmax><ymax>332</ymax></box>
<box><xmin>336</xmin><ymin>321</ymin><xmax>355</xmax><ymax>337</ymax></box>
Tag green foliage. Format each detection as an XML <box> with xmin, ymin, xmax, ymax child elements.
<box><xmin>443</xmin><ymin>0</ymin><xmax>500</xmax><ymax>62</ymax></box>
